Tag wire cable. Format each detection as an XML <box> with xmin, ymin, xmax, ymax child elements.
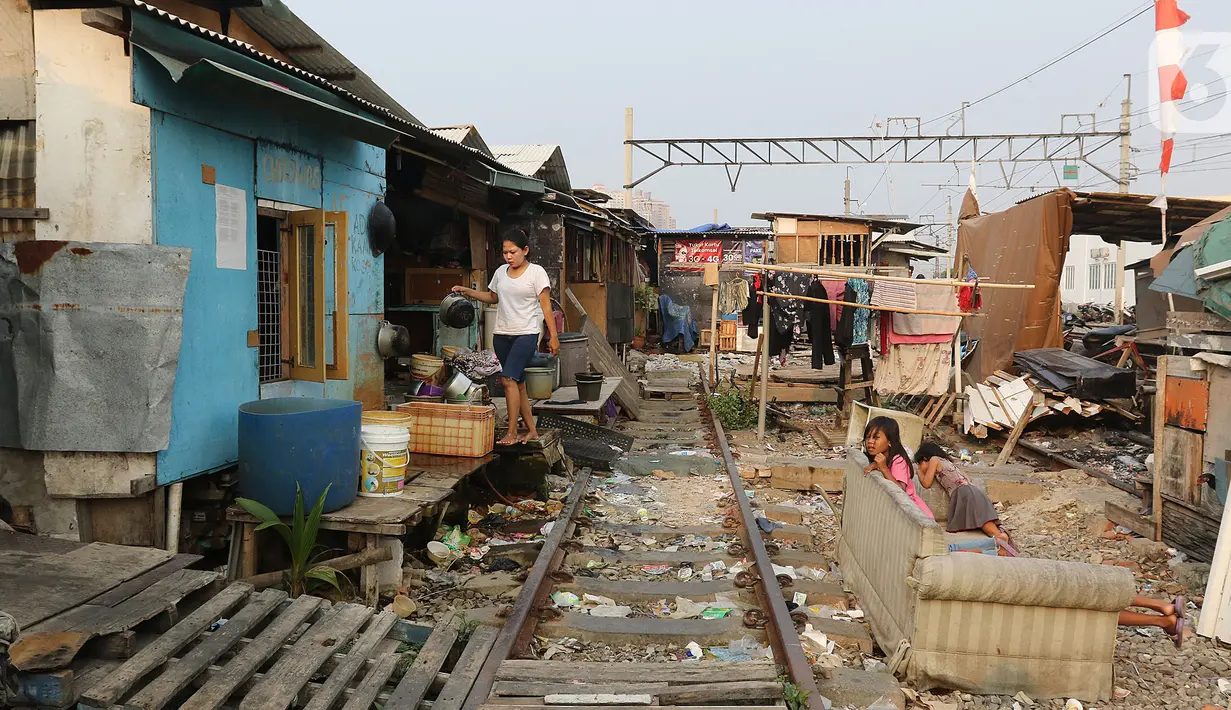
<box><xmin>922</xmin><ymin>2</ymin><xmax>1152</xmax><ymax>129</ymax></box>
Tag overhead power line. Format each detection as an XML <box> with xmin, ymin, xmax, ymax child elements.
<box><xmin>922</xmin><ymin>2</ymin><xmax>1152</xmax><ymax>129</ymax></box>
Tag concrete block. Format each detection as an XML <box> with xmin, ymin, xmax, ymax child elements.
<box><xmin>377</xmin><ymin>538</ymin><xmax>404</xmax><ymax>592</ymax></box>
<box><xmin>461</xmin><ymin>571</ymin><xmax>524</xmax><ymax>599</ymax></box>
<box><xmin>976</xmin><ymin>473</ymin><xmax>1046</xmax><ymax>506</ymax></box>
<box><xmin>761</xmin><ymin>504</ymin><xmax>804</xmax><ymax>525</ymax></box>
<box><xmin>767</xmin><ymin>523</ymin><xmax>814</xmax><ymax>547</ymax></box>
<box><xmin>815</xmin><ymin>667</ymin><xmax>905</xmax><ymax>709</ymax></box>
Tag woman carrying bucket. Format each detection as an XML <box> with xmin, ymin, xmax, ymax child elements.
<box><xmin>451</xmin><ymin>230</ymin><xmax>559</xmax><ymax>445</ymax></box>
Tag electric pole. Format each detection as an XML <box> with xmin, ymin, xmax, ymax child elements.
<box><xmin>945</xmin><ymin>196</ymin><xmax>954</xmax><ymax>279</ymax></box>
<box><xmin>844</xmin><ymin>167</ymin><xmax>852</xmax><ymax>215</ymax></box>
<box><xmin>623</xmin><ymin>108</ymin><xmax>634</xmax><ymax>211</ymax></box>
<box><xmin>1114</xmin><ymin>75</ymin><xmax>1132</xmax><ymax>324</ymax></box>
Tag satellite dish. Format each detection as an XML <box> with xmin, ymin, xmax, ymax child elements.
<box><xmin>369</xmin><ymin>201</ymin><xmax>396</xmax><ymax>256</ymax></box>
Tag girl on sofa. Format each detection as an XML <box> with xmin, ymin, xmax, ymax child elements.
<box><xmin>914</xmin><ymin>442</ymin><xmax>1017</xmax><ymax>556</ymax></box>
<box><xmin>862</xmin><ymin>416</ymin><xmax>934</xmax><ymax>520</ymax></box>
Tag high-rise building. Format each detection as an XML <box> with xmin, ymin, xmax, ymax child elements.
<box><xmin>591</xmin><ymin>185</ymin><xmax>677</xmax><ymax>229</ymax></box>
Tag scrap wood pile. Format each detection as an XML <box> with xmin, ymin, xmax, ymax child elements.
<box><xmin>963</xmin><ymin>349</ymin><xmax>1142</xmax><ymax>440</ymax></box>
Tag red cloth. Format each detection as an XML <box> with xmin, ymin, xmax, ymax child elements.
<box><xmin>882</xmin><ymin>311</ymin><xmax>952</xmax><ymax>346</ymax></box>
<box><xmin>958</xmin><ymin>281</ymin><xmax>982</xmax><ymax>312</ymax></box>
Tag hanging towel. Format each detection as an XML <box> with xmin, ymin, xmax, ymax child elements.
<box><xmin>874</xmin><ymin>342</ymin><xmax>952</xmax><ymax>396</ymax></box>
<box><xmin>849</xmin><ymin>278</ymin><xmax>871</xmax><ymax>345</ymax></box>
<box><xmin>718</xmin><ymin>277</ymin><xmax>749</xmax><ymax>315</ymax></box>
<box><xmin>870</xmin><ymin>280</ymin><xmax>917</xmax><ymax>310</ymax></box>
<box><xmin>892</xmin><ymin>283</ymin><xmax>960</xmax><ymax>336</ymax></box>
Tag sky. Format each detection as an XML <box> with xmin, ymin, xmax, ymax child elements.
<box><xmin>286</xmin><ymin>0</ymin><xmax>1231</xmax><ymax>236</ymax></box>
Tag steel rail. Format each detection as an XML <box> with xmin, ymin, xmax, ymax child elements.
<box><xmin>460</xmin><ymin>467</ymin><xmax>594</xmax><ymax>710</ymax></box>
<box><xmin>700</xmin><ymin>373</ymin><xmax>823</xmax><ymax>710</ymax></box>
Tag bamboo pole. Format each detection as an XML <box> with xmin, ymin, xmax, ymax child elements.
<box><xmin>742</xmin><ymin>262</ymin><xmax>1034</xmax><ymax>290</ymax></box>
<box><xmin>757</xmin><ymin>291</ymin><xmax>983</xmax><ymax>318</ymax></box>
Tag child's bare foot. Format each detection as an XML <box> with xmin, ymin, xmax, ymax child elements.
<box><xmin>497</xmin><ymin>431</ymin><xmax>520</xmax><ymax>446</ymax></box>
<box><xmin>520</xmin><ymin>430</ymin><xmax>539</xmax><ymax>444</ymax></box>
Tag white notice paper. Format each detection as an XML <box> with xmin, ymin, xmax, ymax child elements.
<box><xmin>215</xmin><ymin>184</ymin><xmax>247</xmax><ymax>270</ymax></box>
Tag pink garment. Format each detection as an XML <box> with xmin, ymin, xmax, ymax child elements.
<box><xmin>822</xmin><ymin>280</ymin><xmax>845</xmax><ymax>324</ymax></box>
<box><xmin>889</xmin><ymin>456</ymin><xmax>934</xmax><ymax>519</ymax></box>
<box><xmin>887</xmin><ymin>329</ymin><xmax>953</xmax><ymax>345</ymax></box>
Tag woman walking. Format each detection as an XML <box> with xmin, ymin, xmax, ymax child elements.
<box><xmin>452</xmin><ymin>231</ymin><xmax>559</xmax><ymax>445</ymax></box>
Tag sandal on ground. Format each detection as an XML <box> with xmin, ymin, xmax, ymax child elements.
<box><xmin>1168</xmin><ymin>616</ymin><xmax>1185</xmax><ymax>650</ymax></box>
<box><xmin>1174</xmin><ymin>595</ymin><xmax>1187</xmax><ymax>622</ymax></box>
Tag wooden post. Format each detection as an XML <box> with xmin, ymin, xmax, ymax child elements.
<box><xmin>995</xmin><ymin>391</ymin><xmax>1041</xmax><ymax>466</ymax></box>
<box><xmin>747</xmin><ymin>331</ymin><xmax>765</xmax><ymax>400</ymax></box>
<box><xmin>705</xmin><ymin>263</ymin><xmax>720</xmax><ymax>388</ymax></box>
<box><xmin>757</xmin><ymin>317</ymin><xmax>771</xmax><ymax>439</ymax></box>
<box><xmin>1153</xmin><ymin>355</ymin><xmax>1168</xmax><ymax>542</ymax></box>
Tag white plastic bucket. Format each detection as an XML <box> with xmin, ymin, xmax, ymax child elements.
<box><xmin>359</xmin><ymin>424</ymin><xmax>410</xmax><ymax>497</ymax></box>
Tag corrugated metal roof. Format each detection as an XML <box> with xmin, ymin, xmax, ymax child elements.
<box><xmin>430</xmin><ymin>125</ymin><xmax>493</xmax><ymax>158</ymax></box>
<box><xmin>750</xmin><ymin>211</ymin><xmax>923</xmax><ymax>234</ymax></box>
<box><xmin>132</xmin><ymin>1</ymin><xmax>420</xmax><ymax>130</ymax></box>
<box><xmin>232</xmin><ymin>2</ymin><xmax>420</xmax><ymax>126</ymax></box>
<box><xmin>129</xmin><ymin>1</ymin><xmax>539</xmax><ymax>182</ymax></box>
<box><xmin>489</xmin><ymin>144</ymin><xmax>571</xmax><ymax>192</ymax></box>
<box><xmin>645</xmin><ymin>226</ymin><xmax>773</xmax><ymax>238</ymax></box>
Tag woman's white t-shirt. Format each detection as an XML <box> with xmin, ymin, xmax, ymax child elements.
<box><xmin>488</xmin><ymin>263</ymin><xmax>551</xmax><ymax>335</ymax></box>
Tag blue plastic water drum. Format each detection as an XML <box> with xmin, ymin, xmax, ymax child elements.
<box><xmin>237</xmin><ymin>398</ymin><xmax>361</xmax><ymax>516</ymax></box>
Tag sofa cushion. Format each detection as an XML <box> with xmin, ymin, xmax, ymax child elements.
<box><xmin>910</xmin><ymin>554</ymin><xmax>1137</xmax><ymax>612</ymax></box>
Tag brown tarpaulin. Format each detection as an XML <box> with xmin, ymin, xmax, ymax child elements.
<box><xmin>956</xmin><ymin>189</ymin><xmax>1073</xmax><ymax>382</ymax></box>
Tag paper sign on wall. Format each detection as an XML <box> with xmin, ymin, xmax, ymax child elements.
<box><xmin>215</xmin><ymin>184</ymin><xmax>247</xmax><ymax>270</ymax></box>
<box><xmin>673</xmin><ymin>239</ymin><xmax>723</xmax><ymax>264</ymax></box>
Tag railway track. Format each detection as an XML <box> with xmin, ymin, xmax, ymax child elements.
<box><xmin>460</xmin><ymin>368</ymin><xmax>850</xmax><ymax>710</ymax></box>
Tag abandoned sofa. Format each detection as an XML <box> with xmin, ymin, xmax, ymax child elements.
<box><xmin>837</xmin><ymin>450</ymin><xmax>1136</xmax><ymax>701</ymax></box>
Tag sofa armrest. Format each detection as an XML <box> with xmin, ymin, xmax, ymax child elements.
<box><xmin>909</xmin><ymin>553</ymin><xmax>1137</xmax><ymax>612</ymax></box>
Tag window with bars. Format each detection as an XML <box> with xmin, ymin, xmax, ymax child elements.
<box><xmin>257</xmin><ymin>249</ymin><xmax>282</xmax><ymax>383</ymax></box>
<box><xmin>1104</xmin><ymin>262</ymin><xmax>1117</xmax><ymax>290</ymax></box>
<box><xmin>1064</xmin><ymin>265</ymin><xmax>1075</xmax><ymax>290</ymax></box>
<box><xmin>1088</xmin><ymin>263</ymin><xmax>1101</xmax><ymax>290</ymax></box>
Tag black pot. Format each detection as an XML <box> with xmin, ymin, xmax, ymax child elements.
<box><xmin>439</xmin><ymin>293</ymin><xmax>476</xmax><ymax>329</ymax></box>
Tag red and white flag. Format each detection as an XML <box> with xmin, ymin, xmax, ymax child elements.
<box><xmin>1152</xmin><ymin>0</ymin><xmax>1191</xmax><ymax>211</ymax></box>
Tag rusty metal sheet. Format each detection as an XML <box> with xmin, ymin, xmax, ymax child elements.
<box><xmin>0</xmin><ymin>241</ymin><xmax>191</xmax><ymax>451</ymax></box>
<box><xmin>1166</xmin><ymin>376</ymin><xmax>1210</xmax><ymax>432</ymax></box>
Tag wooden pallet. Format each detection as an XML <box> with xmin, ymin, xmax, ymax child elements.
<box><xmin>73</xmin><ymin>581</ymin><xmax>498</xmax><ymax>710</ymax></box>
<box><xmin>644</xmin><ymin>385</ymin><xmax>693</xmax><ymax>401</ymax></box>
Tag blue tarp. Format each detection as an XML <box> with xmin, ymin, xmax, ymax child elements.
<box><xmin>652</xmin><ymin>223</ymin><xmax>732</xmax><ymax>233</ymax></box>
<box><xmin>659</xmin><ymin>294</ymin><xmax>699</xmax><ymax>352</ymax></box>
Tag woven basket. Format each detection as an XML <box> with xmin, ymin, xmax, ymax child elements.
<box><xmin>396</xmin><ymin>401</ymin><xmax>494</xmax><ymax>457</ymax></box>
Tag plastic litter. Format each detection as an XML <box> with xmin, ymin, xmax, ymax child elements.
<box><xmin>862</xmin><ymin>658</ymin><xmax>887</xmax><ymax>672</ymax></box>
<box><xmin>641</xmin><ymin>565</ymin><xmax>670</xmax><ymax>575</ymax></box>
<box><xmin>677</xmin><ymin>567</ymin><xmax>694</xmax><ymax>581</ymax></box>
<box><xmin>700</xmin><ymin>607</ymin><xmax>731</xmax><ymax>619</ymax></box>
<box><xmin>442</xmin><ymin>526</ymin><xmax>470</xmax><ymax>551</ymax></box>
<box><xmin>551</xmin><ymin>591</ymin><xmax>580</xmax><ymax>607</ymax></box>
<box><xmin>685</xmin><ymin>641</ymin><xmax>704</xmax><ymax>659</ymax></box>
<box><xmin>540</xmin><ymin>521</ymin><xmax>555</xmax><ymax>536</ymax></box>
<box><xmin>589</xmin><ymin>605</ymin><xmax>633</xmax><ymax>618</ymax></box>
<box><xmin>651</xmin><ymin>599</ymin><xmax>672</xmax><ymax>617</ymax></box>
<box><xmin>800</xmin><ymin>627</ymin><xmax>836</xmax><ymax>655</ymax></box>
<box><xmin>583</xmin><ymin>593</ymin><xmax>617</xmax><ymax>606</ymax></box>
<box><xmin>792</xmin><ymin>592</ymin><xmax>807</xmax><ymax>606</ymax></box>
<box><xmin>771</xmin><ymin>564</ymin><xmax>798</xmax><ymax>579</ymax></box>
<box><xmin>672</xmin><ymin>596</ymin><xmax>707</xmax><ymax>619</ymax></box>
<box><xmin>1063</xmin><ymin>701</ymin><xmax>1083</xmax><ymax>710</ymax></box>
<box><xmin>796</xmin><ymin>566</ymin><xmax>827</xmax><ymax>581</ymax></box>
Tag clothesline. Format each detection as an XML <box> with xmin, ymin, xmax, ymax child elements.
<box><xmin>757</xmin><ymin>290</ymin><xmax>983</xmax><ymax>318</ymax></box>
<box><xmin>743</xmin><ymin>263</ymin><xmax>1033</xmax><ymax>290</ymax></box>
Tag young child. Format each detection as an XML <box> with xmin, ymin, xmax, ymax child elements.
<box><xmin>863</xmin><ymin>416</ymin><xmax>933</xmax><ymax>519</ymax></box>
<box><xmin>914</xmin><ymin>442</ymin><xmax>1016</xmax><ymax>556</ymax></box>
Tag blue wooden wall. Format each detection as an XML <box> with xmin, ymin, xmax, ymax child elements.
<box><xmin>134</xmin><ymin>48</ymin><xmax>387</xmax><ymax>485</ymax></box>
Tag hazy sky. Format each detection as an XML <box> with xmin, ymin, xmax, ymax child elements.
<box><xmin>287</xmin><ymin>0</ymin><xmax>1231</xmax><ymax>233</ymax></box>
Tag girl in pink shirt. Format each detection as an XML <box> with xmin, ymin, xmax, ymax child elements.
<box><xmin>862</xmin><ymin>416</ymin><xmax>933</xmax><ymax>519</ymax></box>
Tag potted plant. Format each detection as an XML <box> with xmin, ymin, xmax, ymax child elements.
<box><xmin>632</xmin><ymin>325</ymin><xmax>646</xmax><ymax>350</ymax></box>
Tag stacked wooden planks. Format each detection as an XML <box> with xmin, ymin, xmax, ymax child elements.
<box><xmin>962</xmin><ymin>370</ymin><xmax>1141</xmax><ymax>439</ymax></box>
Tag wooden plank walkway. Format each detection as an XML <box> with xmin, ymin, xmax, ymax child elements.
<box><xmin>32</xmin><ymin>580</ymin><xmax>503</xmax><ymax>710</ymax></box>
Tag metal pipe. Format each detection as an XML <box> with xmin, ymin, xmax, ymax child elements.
<box><xmin>461</xmin><ymin>468</ymin><xmax>594</xmax><ymax>710</ymax></box>
<box><xmin>702</xmin><ymin>373</ymin><xmax>822</xmax><ymax>710</ymax></box>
